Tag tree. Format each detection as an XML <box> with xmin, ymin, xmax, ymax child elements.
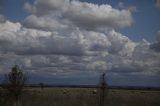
<box><xmin>2</xmin><ymin>65</ymin><xmax>27</xmax><ymax>105</ymax></box>
<box><xmin>99</xmin><ymin>72</ymin><xmax>108</xmax><ymax>106</ymax></box>
<box><xmin>39</xmin><ymin>82</ymin><xmax>44</xmax><ymax>90</ymax></box>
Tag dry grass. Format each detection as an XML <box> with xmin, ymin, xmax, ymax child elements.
<box><xmin>0</xmin><ymin>87</ymin><xmax>160</xmax><ymax>106</ymax></box>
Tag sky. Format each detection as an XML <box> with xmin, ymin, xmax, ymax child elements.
<box><xmin>0</xmin><ymin>0</ymin><xmax>160</xmax><ymax>86</ymax></box>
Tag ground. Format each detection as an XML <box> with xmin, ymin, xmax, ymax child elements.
<box><xmin>0</xmin><ymin>87</ymin><xmax>160</xmax><ymax>106</ymax></box>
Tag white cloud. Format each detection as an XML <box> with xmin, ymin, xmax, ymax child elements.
<box><xmin>0</xmin><ymin>21</ymin><xmax>21</xmax><ymax>32</ymax></box>
<box><xmin>64</xmin><ymin>1</ymin><xmax>133</xmax><ymax>29</ymax></box>
<box><xmin>24</xmin><ymin>0</ymin><xmax>133</xmax><ymax>30</ymax></box>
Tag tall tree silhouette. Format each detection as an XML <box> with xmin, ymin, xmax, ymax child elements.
<box><xmin>3</xmin><ymin>65</ymin><xmax>27</xmax><ymax>105</ymax></box>
<box><xmin>99</xmin><ymin>72</ymin><xmax>108</xmax><ymax>106</ymax></box>
<box><xmin>39</xmin><ymin>82</ymin><xmax>44</xmax><ymax>90</ymax></box>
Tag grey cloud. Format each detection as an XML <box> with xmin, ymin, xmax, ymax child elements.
<box><xmin>0</xmin><ymin>14</ymin><xmax>6</xmax><ymax>23</ymax></box>
<box><xmin>156</xmin><ymin>0</ymin><xmax>160</xmax><ymax>8</ymax></box>
<box><xmin>117</xmin><ymin>2</ymin><xmax>137</xmax><ymax>12</ymax></box>
<box><xmin>0</xmin><ymin>21</ymin><xmax>110</xmax><ymax>56</ymax></box>
<box><xmin>0</xmin><ymin>39</ymin><xmax>160</xmax><ymax>78</ymax></box>
<box><xmin>150</xmin><ymin>31</ymin><xmax>160</xmax><ymax>52</ymax></box>
<box><xmin>150</xmin><ymin>42</ymin><xmax>160</xmax><ymax>52</ymax></box>
<box><xmin>24</xmin><ymin>0</ymin><xmax>68</xmax><ymax>15</ymax></box>
<box><xmin>0</xmin><ymin>20</ymin><xmax>141</xmax><ymax>76</ymax></box>
<box><xmin>132</xmin><ymin>40</ymin><xmax>160</xmax><ymax>72</ymax></box>
<box><xmin>107</xmin><ymin>30</ymin><xmax>136</xmax><ymax>56</ymax></box>
<box><xmin>24</xmin><ymin>15</ymin><xmax>69</xmax><ymax>31</ymax></box>
<box><xmin>2</xmin><ymin>21</ymin><xmax>137</xmax><ymax>56</ymax></box>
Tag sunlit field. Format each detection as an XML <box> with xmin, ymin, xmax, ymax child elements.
<box><xmin>0</xmin><ymin>87</ymin><xmax>160</xmax><ymax>106</ymax></box>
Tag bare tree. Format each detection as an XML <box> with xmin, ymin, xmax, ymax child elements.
<box><xmin>2</xmin><ymin>65</ymin><xmax>27</xmax><ymax>105</ymax></box>
<box><xmin>99</xmin><ymin>72</ymin><xmax>108</xmax><ymax>106</ymax></box>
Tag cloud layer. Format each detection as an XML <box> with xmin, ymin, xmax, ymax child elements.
<box><xmin>0</xmin><ymin>19</ymin><xmax>160</xmax><ymax>79</ymax></box>
<box><xmin>0</xmin><ymin>0</ymin><xmax>160</xmax><ymax>84</ymax></box>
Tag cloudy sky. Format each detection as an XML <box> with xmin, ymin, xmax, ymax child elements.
<box><xmin>0</xmin><ymin>0</ymin><xmax>160</xmax><ymax>86</ymax></box>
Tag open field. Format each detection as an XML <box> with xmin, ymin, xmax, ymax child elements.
<box><xmin>0</xmin><ymin>87</ymin><xmax>160</xmax><ymax>106</ymax></box>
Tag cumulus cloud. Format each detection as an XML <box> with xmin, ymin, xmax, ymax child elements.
<box><xmin>0</xmin><ymin>20</ymin><xmax>129</xmax><ymax>73</ymax></box>
<box><xmin>63</xmin><ymin>1</ymin><xmax>133</xmax><ymax>29</ymax></box>
<box><xmin>0</xmin><ymin>20</ymin><xmax>137</xmax><ymax>57</ymax></box>
<box><xmin>107</xmin><ymin>30</ymin><xmax>136</xmax><ymax>56</ymax></box>
<box><xmin>0</xmin><ymin>21</ymin><xmax>84</xmax><ymax>56</ymax></box>
<box><xmin>0</xmin><ymin>0</ymin><xmax>160</xmax><ymax>82</ymax></box>
<box><xmin>132</xmin><ymin>40</ymin><xmax>160</xmax><ymax>74</ymax></box>
<box><xmin>1</xmin><ymin>19</ymin><xmax>160</xmax><ymax>78</ymax></box>
<box><xmin>24</xmin><ymin>0</ymin><xmax>133</xmax><ymax>30</ymax></box>
<box><xmin>24</xmin><ymin>15</ymin><xmax>69</xmax><ymax>31</ymax></box>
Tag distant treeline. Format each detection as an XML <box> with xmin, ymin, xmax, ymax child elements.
<box><xmin>1</xmin><ymin>84</ymin><xmax>159</xmax><ymax>90</ymax></box>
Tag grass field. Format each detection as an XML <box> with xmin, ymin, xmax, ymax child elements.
<box><xmin>0</xmin><ymin>87</ymin><xmax>160</xmax><ymax>106</ymax></box>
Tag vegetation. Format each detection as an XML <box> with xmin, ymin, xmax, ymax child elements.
<box><xmin>0</xmin><ymin>66</ymin><xmax>160</xmax><ymax>106</ymax></box>
<box><xmin>2</xmin><ymin>65</ymin><xmax>27</xmax><ymax>106</ymax></box>
<box><xmin>0</xmin><ymin>87</ymin><xmax>160</xmax><ymax>106</ymax></box>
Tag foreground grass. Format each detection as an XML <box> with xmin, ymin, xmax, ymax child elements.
<box><xmin>0</xmin><ymin>87</ymin><xmax>160</xmax><ymax>106</ymax></box>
